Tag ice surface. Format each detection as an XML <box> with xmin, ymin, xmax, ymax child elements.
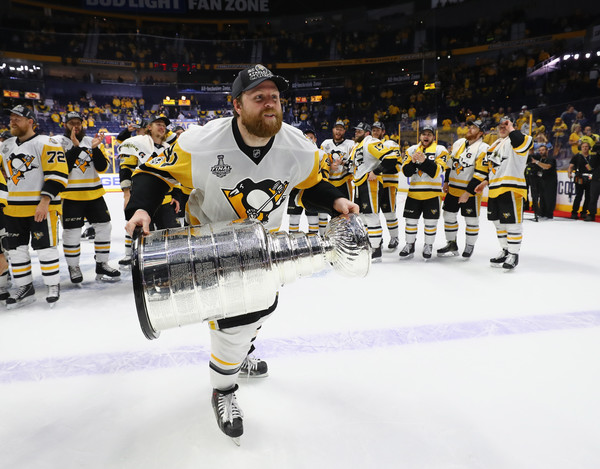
<box><xmin>0</xmin><ymin>192</ymin><xmax>599</xmax><ymax>469</ymax></box>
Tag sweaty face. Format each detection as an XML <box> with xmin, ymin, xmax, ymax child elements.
<box><xmin>371</xmin><ymin>127</ymin><xmax>384</xmax><ymax>140</ymax></box>
<box><xmin>497</xmin><ymin>122</ymin><xmax>510</xmax><ymax>138</ymax></box>
<box><xmin>354</xmin><ymin>129</ymin><xmax>366</xmax><ymax>143</ymax></box>
<box><xmin>236</xmin><ymin>81</ymin><xmax>283</xmax><ymax>139</ymax></box>
<box><xmin>149</xmin><ymin>121</ymin><xmax>167</xmax><ymax>141</ymax></box>
<box><xmin>332</xmin><ymin>125</ymin><xmax>345</xmax><ymax>141</ymax></box>
<box><xmin>419</xmin><ymin>130</ymin><xmax>434</xmax><ymax>147</ymax></box>
<box><xmin>9</xmin><ymin>114</ymin><xmax>32</xmax><ymax>138</ymax></box>
<box><xmin>466</xmin><ymin>125</ymin><xmax>481</xmax><ymax>141</ymax></box>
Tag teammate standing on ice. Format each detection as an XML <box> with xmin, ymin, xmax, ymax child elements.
<box><xmin>463</xmin><ymin>116</ymin><xmax>533</xmax><ymax>270</ymax></box>
<box><xmin>58</xmin><ymin>111</ymin><xmax>121</xmax><ymax>284</ymax></box>
<box><xmin>124</xmin><ymin>64</ymin><xmax>358</xmax><ymax>443</ymax></box>
<box><xmin>438</xmin><ymin>119</ymin><xmax>488</xmax><ymax>258</ymax></box>
<box><xmin>399</xmin><ymin>125</ymin><xmax>449</xmax><ymax>260</ymax></box>
<box><xmin>0</xmin><ymin>105</ymin><xmax>69</xmax><ymax>307</ymax></box>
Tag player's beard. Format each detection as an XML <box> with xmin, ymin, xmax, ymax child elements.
<box><xmin>241</xmin><ymin>107</ymin><xmax>283</xmax><ymax>139</ymax></box>
<box><xmin>10</xmin><ymin>122</ymin><xmax>29</xmax><ymax>138</ymax></box>
<box><xmin>74</xmin><ymin>129</ymin><xmax>86</xmax><ymax>141</ymax></box>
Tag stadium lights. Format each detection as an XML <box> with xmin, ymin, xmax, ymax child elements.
<box><xmin>597</xmin><ymin>51</ymin><xmax>600</xmax><ymax>57</ymax></box>
<box><xmin>585</xmin><ymin>53</ymin><xmax>591</xmax><ymax>59</ymax></box>
<box><xmin>181</xmin><ymin>96</ymin><xmax>186</xmax><ymax>100</ymax></box>
<box><xmin>574</xmin><ymin>54</ymin><xmax>580</xmax><ymax>60</ymax></box>
<box><xmin>563</xmin><ymin>54</ymin><xmax>570</xmax><ymax>60</ymax></box>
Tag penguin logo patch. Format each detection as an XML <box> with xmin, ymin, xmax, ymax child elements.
<box><xmin>223</xmin><ymin>178</ymin><xmax>288</xmax><ymax>222</ymax></box>
<box><xmin>75</xmin><ymin>148</ymin><xmax>92</xmax><ymax>173</ymax></box>
<box><xmin>8</xmin><ymin>153</ymin><xmax>38</xmax><ymax>185</ymax></box>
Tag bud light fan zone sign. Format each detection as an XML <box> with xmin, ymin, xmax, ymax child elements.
<box><xmin>82</xmin><ymin>0</ymin><xmax>271</xmax><ymax>14</ymax></box>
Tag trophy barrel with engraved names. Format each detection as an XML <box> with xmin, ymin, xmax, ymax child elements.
<box><xmin>131</xmin><ymin>213</ymin><xmax>370</xmax><ymax>339</ymax></box>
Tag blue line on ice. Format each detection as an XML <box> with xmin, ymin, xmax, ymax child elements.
<box><xmin>2</xmin><ymin>310</ymin><xmax>599</xmax><ymax>384</ymax></box>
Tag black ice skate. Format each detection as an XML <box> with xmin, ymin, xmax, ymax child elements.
<box><xmin>398</xmin><ymin>243</ymin><xmax>415</xmax><ymax>260</ymax></box>
<box><xmin>46</xmin><ymin>284</ymin><xmax>60</xmax><ymax>305</ymax></box>
<box><xmin>387</xmin><ymin>237</ymin><xmax>399</xmax><ymax>250</ymax></box>
<box><xmin>96</xmin><ymin>262</ymin><xmax>121</xmax><ymax>282</ymax></box>
<box><xmin>6</xmin><ymin>283</ymin><xmax>36</xmax><ymax>310</ymax></box>
<box><xmin>68</xmin><ymin>265</ymin><xmax>83</xmax><ymax>284</ymax></box>
<box><xmin>502</xmin><ymin>253</ymin><xmax>519</xmax><ymax>270</ymax></box>
<box><xmin>239</xmin><ymin>355</ymin><xmax>269</xmax><ymax>378</ymax></box>
<box><xmin>490</xmin><ymin>249</ymin><xmax>509</xmax><ymax>268</ymax></box>
<box><xmin>462</xmin><ymin>244</ymin><xmax>475</xmax><ymax>258</ymax></box>
<box><xmin>118</xmin><ymin>256</ymin><xmax>132</xmax><ymax>269</ymax></box>
<box><xmin>422</xmin><ymin>244</ymin><xmax>433</xmax><ymax>260</ymax></box>
<box><xmin>437</xmin><ymin>241</ymin><xmax>459</xmax><ymax>257</ymax></box>
<box><xmin>212</xmin><ymin>385</ymin><xmax>244</xmax><ymax>445</ymax></box>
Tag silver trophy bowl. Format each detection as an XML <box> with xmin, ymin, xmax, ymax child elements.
<box><xmin>131</xmin><ymin>214</ymin><xmax>370</xmax><ymax>339</ymax></box>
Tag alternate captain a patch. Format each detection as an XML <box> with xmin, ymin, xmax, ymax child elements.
<box><xmin>222</xmin><ymin>178</ymin><xmax>289</xmax><ymax>222</ymax></box>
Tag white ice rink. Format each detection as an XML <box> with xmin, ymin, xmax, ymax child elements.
<box><xmin>0</xmin><ymin>192</ymin><xmax>599</xmax><ymax>469</ymax></box>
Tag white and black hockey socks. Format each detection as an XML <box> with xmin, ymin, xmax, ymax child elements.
<box><xmin>62</xmin><ymin>228</ymin><xmax>82</xmax><ymax>267</ymax></box>
<box><xmin>383</xmin><ymin>212</ymin><xmax>399</xmax><ymax>239</ymax></box>
<box><xmin>361</xmin><ymin>213</ymin><xmax>383</xmax><ymax>249</ymax></box>
<box><xmin>93</xmin><ymin>222</ymin><xmax>112</xmax><ymax>264</ymax></box>
<box><xmin>10</xmin><ymin>245</ymin><xmax>60</xmax><ymax>287</ymax></box>
<box><xmin>493</xmin><ymin>220</ymin><xmax>521</xmax><ymax>253</ymax></box>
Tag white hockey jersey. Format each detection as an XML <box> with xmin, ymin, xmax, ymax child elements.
<box><xmin>59</xmin><ymin>135</ymin><xmax>109</xmax><ymax>201</ymax></box>
<box><xmin>119</xmin><ymin>134</ymin><xmax>174</xmax><ymax>204</ymax></box>
<box><xmin>320</xmin><ymin>138</ymin><xmax>355</xmax><ymax>186</ymax></box>
<box><xmin>350</xmin><ymin>135</ymin><xmax>398</xmax><ymax>186</ymax></box>
<box><xmin>379</xmin><ymin>139</ymin><xmax>401</xmax><ymax>187</ymax></box>
<box><xmin>403</xmin><ymin>142</ymin><xmax>448</xmax><ymax>200</ymax></box>
<box><xmin>484</xmin><ymin>132</ymin><xmax>533</xmax><ymax>198</ymax></box>
<box><xmin>135</xmin><ymin>118</ymin><xmax>323</xmax><ymax>232</ymax></box>
<box><xmin>0</xmin><ymin>134</ymin><xmax>68</xmax><ymax>216</ymax></box>
<box><xmin>447</xmin><ymin>137</ymin><xmax>488</xmax><ymax>197</ymax></box>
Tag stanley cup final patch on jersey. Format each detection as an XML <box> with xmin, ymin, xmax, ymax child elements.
<box><xmin>8</xmin><ymin>153</ymin><xmax>38</xmax><ymax>184</ymax></box>
<box><xmin>210</xmin><ymin>155</ymin><xmax>232</xmax><ymax>178</ymax></box>
<box><xmin>222</xmin><ymin>178</ymin><xmax>289</xmax><ymax>222</ymax></box>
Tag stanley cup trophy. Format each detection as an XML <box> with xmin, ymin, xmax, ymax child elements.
<box><xmin>131</xmin><ymin>213</ymin><xmax>370</xmax><ymax>339</ymax></box>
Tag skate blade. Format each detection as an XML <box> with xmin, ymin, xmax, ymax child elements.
<box><xmin>371</xmin><ymin>257</ymin><xmax>382</xmax><ymax>264</ymax></box>
<box><xmin>96</xmin><ymin>275</ymin><xmax>122</xmax><ymax>282</ymax></box>
<box><xmin>231</xmin><ymin>437</ymin><xmax>241</xmax><ymax>446</ymax></box>
<box><xmin>239</xmin><ymin>372</ymin><xmax>269</xmax><ymax>379</ymax></box>
<box><xmin>6</xmin><ymin>297</ymin><xmax>36</xmax><ymax>310</ymax></box>
<box><xmin>398</xmin><ymin>254</ymin><xmax>414</xmax><ymax>260</ymax></box>
<box><xmin>119</xmin><ymin>265</ymin><xmax>131</xmax><ymax>271</ymax></box>
<box><xmin>437</xmin><ymin>252</ymin><xmax>458</xmax><ymax>257</ymax></box>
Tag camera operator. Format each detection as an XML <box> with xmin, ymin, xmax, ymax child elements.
<box><xmin>529</xmin><ymin>143</ymin><xmax>557</xmax><ymax>220</ymax></box>
<box><xmin>568</xmin><ymin>142</ymin><xmax>593</xmax><ymax>219</ymax></box>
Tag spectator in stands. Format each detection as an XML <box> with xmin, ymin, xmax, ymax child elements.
<box><xmin>568</xmin><ymin>123</ymin><xmax>583</xmax><ymax>156</ymax></box>
<box><xmin>551</xmin><ymin>117</ymin><xmax>568</xmax><ymax>153</ymax></box>
<box><xmin>580</xmin><ymin>126</ymin><xmax>599</xmax><ymax>150</ymax></box>
<box><xmin>568</xmin><ymin>141</ymin><xmax>593</xmax><ymax>219</ymax></box>
<box><xmin>560</xmin><ymin>104</ymin><xmax>577</xmax><ymax>130</ymax></box>
<box><xmin>573</xmin><ymin>111</ymin><xmax>588</xmax><ymax>130</ymax></box>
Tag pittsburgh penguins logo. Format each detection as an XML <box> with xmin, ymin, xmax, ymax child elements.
<box><xmin>487</xmin><ymin>150</ymin><xmax>506</xmax><ymax>175</ymax></box>
<box><xmin>8</xmin><ymin>153</ymin><xmax>38</xmax><ymax>185</ymax></box>
<box><xmin>223</xmin><ymin>178</ymin><xmax>288</xmax><ymax>222</ymax></box>
<box><xmin>74</xmin><ymin>148</ymin><xmax>92</xmax><ymax>173</ymax></box>
<box><xmin>453</xmin><ymin>153</ymin><xmax>474</xmax><ymax>175</ymax></box>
